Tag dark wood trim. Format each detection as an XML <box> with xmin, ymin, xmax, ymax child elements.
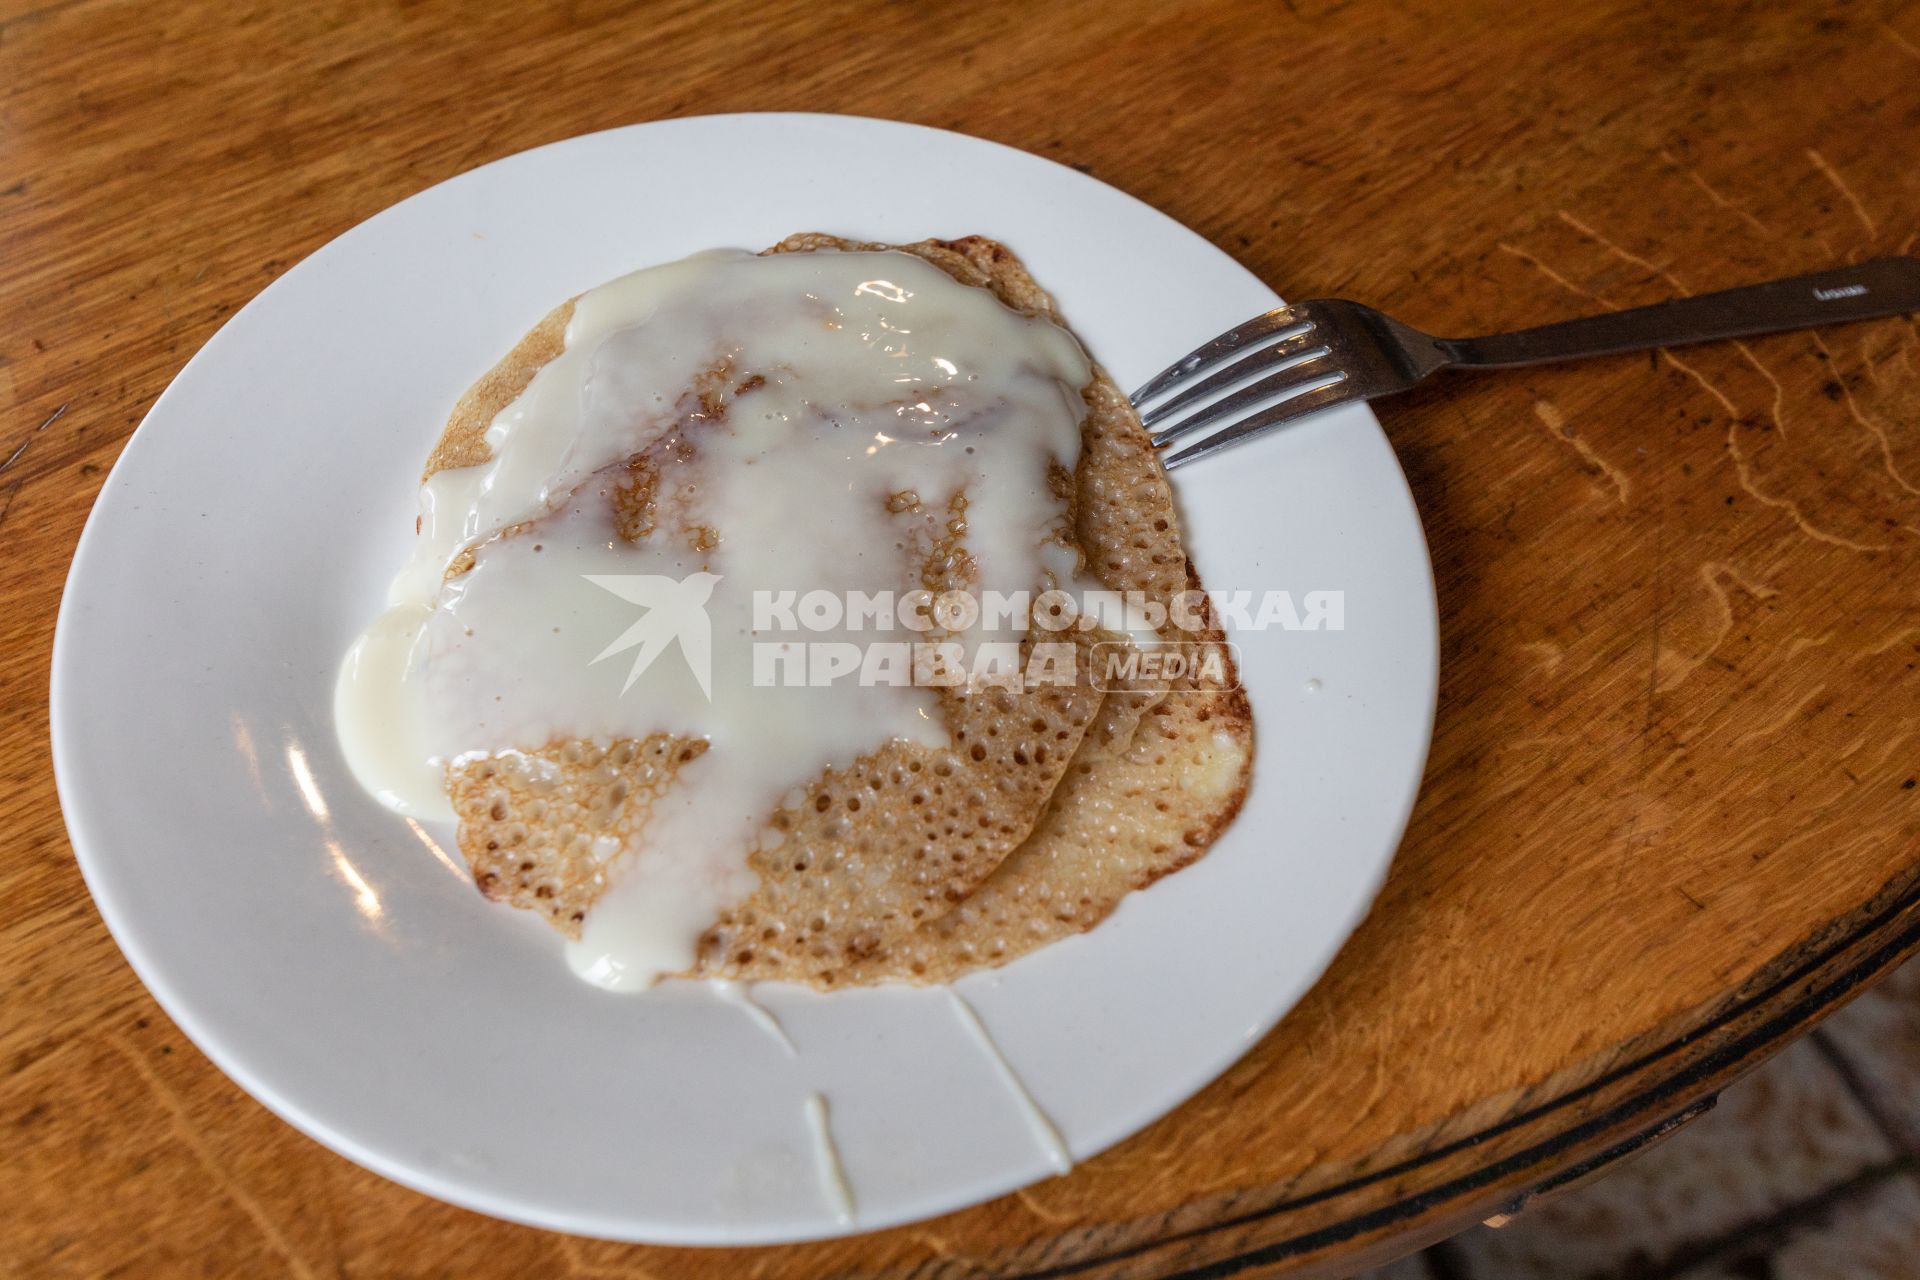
<box><xmin>1002</xmin><ymin>864</ymin><xmax>1920</xmax><ymax>1279</ymax></box>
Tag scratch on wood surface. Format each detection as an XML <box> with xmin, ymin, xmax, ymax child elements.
<box><xmin>1510</xmin><ymin>733</ymin><xmax>1575</xmax><ymax>748</ymax></box>
<box><xmin>1643</xmin><ymin>477</ymin><xmax>1668</xmax><ymax>737</ymax></box>
<box><xmin>1497</xmin><ymin>241</ymin><xmax>1594</xmax><ymax>303</ymax></box>
<box><xmin>1810</xmin><ymin>332</ymin><xmax>1920</xmax><ymax>497</ymax></box>
<box><xmin>1784</xmin><ymin>630</ymin><xmax>1836</xmax><ymax>656</ymax></box>
<box><xmin>1859</xmin><ymin>331</ymin><xmax>1889</xmax><ymax>387</ymax></box>
<box><xmin>1770</xmin><ymin>821</ymin><xmax>1873</xmax><ymax>868</ymax></box>
<box><xmin>1733</xmin><ymin>684</ymin><xmax>1826</xmax><ymax>745</ymax></box>
<box><xmin>1859</xmin><ymin>325</ymin><xmax>1916</xmax><ymax>384</ymax></box>
<box><xmin>0</xmin><ymin>403</ymin><xmax>67</xmax><ymax>478</ymax></box>
<box><xmin>1863</xmin><ymin>728</ymin><xmax>1916</xmax><ymax>773</ymax></box>
<box><xmin>1869</xmin><ymin>625</ymin><xmax>1920</xmax><ymax>655</ymax></box>
<box><xmin>1701</xmin><ymin>559</ymin><xmax>1779</xmax><ymax>618</ymax></box>
<box><xmin>1015</xmin><ymin>1186</ymin><xmax>1075</xmax><ymax>1224</ymax></box>
<box><xmin>1532</xmin><ymin>399</ymin><xmax>1630</xmax><ymax>503</ymax></box>
<box><xmin>1556</xmin><ymin>210</ymin><xmax>1669</xmax><ymax>276</ymax></box>
<box><xmin>1122</xmin><ymin>1145</ymin><xmax>1200</xmax><ymax>1203</ymax></box>
<box><xmin>1661</xmin><ymin>350</ymin><xmax>1887</xmax><ymax>552</ymax></box>
<box><xmin>1645</xmin><ymin>742</ymin><xmax>1694</xmax><ymax>780</ymax></box>
<box><xmin>1660</xmin><ymin>150</ymin><xmax>1776</xmax><ymax>238</ymax></box>
<box><xmin>913</xmin><ymin>1228</ymin><xmax>956</xmax><ymax>1258</ymax></box>
<box><xmin>736</xmin><ymin>1255</ymin><xmax>787</xmax><ymax>1280</ymax></box>
<box><xmin>106</xmin><ymin>1035</ymin><xmax>321</xmax><ymax>1280</ymax></box>
<box><xmin>1319</xmin><ymin>1056</ymin><xmax>1393</xmax><ymax>1160</ymax></box>
<box><xmin>1807</xmin><ymin>149</ymin><xmax>1878</xmax><ymax>239</ymax></box>
<box><xmin>1731</xmin><ymin>342</ymin><xmax>1792</xmax><ymax>440</ymax></box>
<box><xmin>1516</xmin><ymin>640</ymin><xmax>1564</xmax><ymax>671</ymax></box>
<box><xmin>1884</xmin><ymin>21</ymin><xmax>1920</xmax><ymax>63</ymax></box>
<box><xmin>553</xmin><ymin>1236</ymin><xmax>664</xmax><ymax>1279</ymax></box>
<box><xmin>1714</xmin><ymin>810</ymin><xmax>1786</xmax><ymax>854</ymax></box>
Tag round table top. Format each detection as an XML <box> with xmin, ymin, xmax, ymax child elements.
<box><xmin>6</xmin><ymin>1</ymin><xmax>1919</xmax><ymax>1275</ymax></box>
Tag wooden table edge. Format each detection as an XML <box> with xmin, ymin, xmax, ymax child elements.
<box><xmin>977</xmin><ymin>859</ymin><xmax>1920</xmax><ymax>1280</ymax></box>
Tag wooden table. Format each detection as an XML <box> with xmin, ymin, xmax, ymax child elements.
<box><xmin>7</xmin><ymin>1</ymin><xmax>1920</xmax><ymax>1275</ymax></box>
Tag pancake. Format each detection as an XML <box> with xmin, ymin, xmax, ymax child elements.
<box><xmin>415</xmin><ymin>236</ymin><xmax>1252</xmax><ymax>987</ymax></box>
<box><xmin>835</xmin><ymin>579</ymin><xmax>1250</xmax><ymax>985</ymax></box>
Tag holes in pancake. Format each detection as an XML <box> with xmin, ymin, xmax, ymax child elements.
<box><xmin>447</xmin><ymin>732</ymin><xmax>700</xmax><ymax>939</ymax></box>
<box><xmin>714</xmin><ymin>653</ymin><xmax>1104</xmax><ymax>983</ymax></box>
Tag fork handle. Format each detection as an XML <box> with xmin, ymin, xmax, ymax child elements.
<box><xmin>1439</xmin><ymin>257</ymin><xmax>1920</xmax><ymax>368</ymax></box>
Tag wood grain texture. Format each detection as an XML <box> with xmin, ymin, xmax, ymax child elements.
<box><xmin>5</xmin><ymin>0</ymin><xmax>1920</xmax><ymax>1275</ymax></box>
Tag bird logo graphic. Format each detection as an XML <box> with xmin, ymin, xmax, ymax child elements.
<box><xmin>583</xmin><ymin>572</ymin><xmax>721</xmax><ymax>701</ymax></box>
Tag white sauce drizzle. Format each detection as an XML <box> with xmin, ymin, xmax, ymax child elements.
<box><xmin>334</xmin><ymin>248</ymin><xmax>1092</xmax><ymax>989</ymax></box>
<box><xmin>947</xmin><ymin>989</ymin><xmax>1073</xmax><ymax>1174</ymax></box>
<box><xmin>711</xmin><ymin>980</ymin><xmax>796</xmax><ymax>1057</ymax></box>
<box><xmin>803</xmin><ymin>1092</ymin><xmax>855</xmax><ymax>1225</ymax></box>
<box><xmin>335</xmin><ymin>603</ymin><xmax>452</xmax><ymax>821</ymax></box>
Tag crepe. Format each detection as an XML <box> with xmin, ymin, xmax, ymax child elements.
<box><xmin>423</xmin><ymin>235</ymin><xmax>1253</xmax><ymax>986</ymax></box>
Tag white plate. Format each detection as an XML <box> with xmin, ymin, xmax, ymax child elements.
<box><xmin>51</xmin><ymin>114</ymin><xmax>1437</xmax><ymax>1243</ymax></box>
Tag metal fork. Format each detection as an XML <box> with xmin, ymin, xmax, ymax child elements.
<box><xmin>1135</xmin><ymin>257</ymin><xmax>1920</xmax><ymax>470</ymax></box>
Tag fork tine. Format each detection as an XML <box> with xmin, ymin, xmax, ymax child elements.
<box><xmin>1149</xmin><ymin>357</ymin><xmax>1340</xmax><ymax>447</ymax></box>
<box><xmin>1160</xmin><ymin>375</ymin><xmax>1357</xmax><ymax>470</ymax></box>
<box><xmin>1138</xmin><ymin>326</ymin><xmax>1329</xmax><ymax>428</ymax></box>
<box><xmin>1129</xmin><ymin>306</ymin><xmax>1305</xmax><ymax>406</ymax></box>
